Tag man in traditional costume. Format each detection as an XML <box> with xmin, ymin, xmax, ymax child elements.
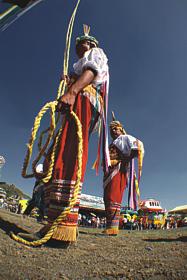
<box><xmin>103</xmin><ymin>114</ymin><xmax>144</xmax><ymax>236</ymax></box>
<box><xmin>23</xmin><ymin>164</ymin><xmax>45</xmax><ymax>220</ymax></box>
<box><xmin>34</xmin><ymin>25</ymin><xmax>110</xmax><ymax>245</ymax></box>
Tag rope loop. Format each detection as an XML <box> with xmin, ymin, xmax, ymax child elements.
<box><xmin>11</xmin><ymin>110</ymin><xmax>83</xmax><ymax>247</ymax></box>
<box><xmin>11</xmin><ymin>0</ymin><xmax>82</xmax><ymax>247</ymax></box>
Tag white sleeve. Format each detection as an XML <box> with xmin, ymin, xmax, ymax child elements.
<box><xmin>82</xmin><ymin>48</ymin><xmax>108</xmax><ymax>75</ymax></box>
<box><xmin>73</xmin><ymin>48</ymin><xmax>109</xmax><ymax>85</ymax></box>
<box><xmin>113</xmin><ymin>135</ymin><xmax>144</xmax><ymax>156</ymax></box>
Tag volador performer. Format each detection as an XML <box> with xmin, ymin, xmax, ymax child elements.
<box><xmin>19</xmin><ymin>24</ymin><xmax>110</xmax><ymax>247</ymax></box>
<box><xmin>103</xmin><ymin>113</ymin><xmax>144</xmax><ymax>236</ymax></box>
<box><xmin>42</xmin><ymin>25</ymin><xmax>110</xmax><ymax>244</ymax></box>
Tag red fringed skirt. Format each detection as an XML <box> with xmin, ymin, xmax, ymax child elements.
<box><xmin>42</xmin><ymin>93</ymin><xmax>99</xmax><ymax>241</ymax></box>
<box><xmin>103</xmin><ymin>163</ymin><xmax>127</xmax><ymax>235</ymax></box>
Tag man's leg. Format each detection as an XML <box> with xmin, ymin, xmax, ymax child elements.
<box><xmin>103</xmin><ymin>170</ymin><xmax>126</xmax><ymax>235</ymax></box>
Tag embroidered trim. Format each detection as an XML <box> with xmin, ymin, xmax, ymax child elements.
<box><xmin>103</xmin><ymin>162</ymin><xmax>121</xmax><ymax>189</ymax></box>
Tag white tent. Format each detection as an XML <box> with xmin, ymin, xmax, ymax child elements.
<box><xmin>168</xmin><ymin>205</ymin><xmax>187</xmax><ymax>214</ymax></box>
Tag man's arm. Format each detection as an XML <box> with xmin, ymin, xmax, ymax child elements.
<box><xmin>57</xmin><ymin>69</ymin><xmax>96</xmax><ymax>112</ymax></box>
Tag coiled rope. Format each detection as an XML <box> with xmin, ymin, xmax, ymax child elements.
<box><xmin>10</xmin><ymin>0</ymin><xmax>82</xmax><ymax>247</ymax></box>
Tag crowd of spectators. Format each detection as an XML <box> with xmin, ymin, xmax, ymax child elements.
<box><xmin>78</xmin><ymin>213</ymin><xmax>106</xmax><ymax>228</ymax></box>
<box><xmin>1</xmin><ymin>193</ymin><xmax>187</xmax><ymax>231</ymax></box>
<box><xmin>120</xmin><ymin>213</ymin><xmax>187</xmax><ymax>230</ymax></box>
<box><xmin>0</xmin><ymin>195</ymin><xmax>20</xmax><ymax>213</ymax></box>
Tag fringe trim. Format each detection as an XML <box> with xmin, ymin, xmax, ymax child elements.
<box><xmin>39</xmin><ymin>224</ymin><xmax>77</xmax><ymax>241</ymax></box>
<box><xmin>51</xmin><ymin>225</ymin><xmax>77</xmax><ymax>242</ymax></box>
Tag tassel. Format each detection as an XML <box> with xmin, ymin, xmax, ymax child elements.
<box><xmin>52</xmin><ymin>225</ymin><xmax>77</xmax><ymax>242</ymax></box>
<box><xmin>92</xmin><ymin>158</ymin><xmax>98</xmax><ymax>171</ymax></box>
<box><xmin>92</xmin><ymin>121</ymin><xmax>102</xmax><ymax>175</ymax></box>
<box><xmin>138</xmin><ymin>140</ymin><xmax>144</xmax><ymax>183</ymax></box>
<box><xmin>92</xmin><ymin>152</ymin><xmax>100</xmax><ymax>175</ymax></box>
<box><xmin>39</xmin><ymin>223</ymin><xmax>77</xmax><ymax>242</ymax></box>
<box><xmin>134</xmin><ymin>174</ymin><xmax>140</xmax><ymax>199</ymax></box>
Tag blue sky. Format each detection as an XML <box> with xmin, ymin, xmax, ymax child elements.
<box><xmin>0</xmin><ymin>0</ymin><xmax>187</xmax><ymax>210</ymax></box>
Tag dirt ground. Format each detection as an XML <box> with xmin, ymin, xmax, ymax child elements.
<box><xmin>0</xmin><ymin>209</ymin><xmax>187</xmax><ymax>280</ymax></box>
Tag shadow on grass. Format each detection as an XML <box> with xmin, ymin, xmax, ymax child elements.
<box><xmin>78</xmin><ymin>230</ymin><xmax>112</xmax><ymax>237</ymax></box>
<box><xmin>144</xmin><ymin>236</ymin><xmax>187</xmax><ymax>242</ymax></box>
<box><xmin>0</xmin><ymin>217</ymin><xmax>29</xmax><ymax>235</ymax></box>
<box><xmin>44</xmin><ymin>239</ymin><xmax>75</xmax><ymax>249</ymax></box>
<box><xmin>78</xmin><ymin>230</ymin><xmax>99</xmax><ymax>237</ymax></box>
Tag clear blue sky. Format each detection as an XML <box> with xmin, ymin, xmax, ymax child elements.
<box><xmin>0</xmin><ymin>0</ymin><xmax>187</xmax><ymax>210</ymax></box>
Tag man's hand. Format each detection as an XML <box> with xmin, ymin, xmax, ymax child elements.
<box><xmin>60</xmin><ymin>74</ymin><xmax>70</xmax><ymax>84</ymax></box>
<box><xmin>61</xmin><ymin>91</ymin><xmax>76</xmax><ymax>107</ymax></box>
<box><xmin>56</xmin><ymin>92</ymin><xmax>76</xmax><ymax>114</ymax></box>
<box><xmin>56</xmin><ymin>68</ymin><xmax>96</xmax><ymax>114</ymax></box>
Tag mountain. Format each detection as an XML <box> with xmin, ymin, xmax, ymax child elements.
<box><xmin>0</xmin><ymin>182</ymin><xmax>30</xmax><ymax>199</ymax></box>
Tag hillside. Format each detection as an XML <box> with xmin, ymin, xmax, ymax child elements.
<box><xmin>0</xmin><ymin>182</ymin><xmax>30</xmax><ymax>199</ymax></box>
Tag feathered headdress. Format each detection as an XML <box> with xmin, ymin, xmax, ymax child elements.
<box><xmin>76</xmin><ymin>24</ymin><xmax>99</xmax><ymax>46</ymax></box>
<box><xmin>109</xmin><ymin>111</ymin><xmax>126</xmax><ymax>134</ymax></box>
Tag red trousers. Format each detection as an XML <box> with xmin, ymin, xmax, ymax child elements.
<box><xmin>103</xmin><ymin>164</ymin><xmax>127</xmax><ymax>234</ymax></box>
<box><xmin>43</xmin><ymin>94</ymin><xmax>99</xmax><ymax>241</ymax></box>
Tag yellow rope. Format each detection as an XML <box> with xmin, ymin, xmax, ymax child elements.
<box><xmin>57</xmin><ymin>0</ymin><xmax>81</xmax><ymax>99</ymax></box>
<box><xmin>37</xmin><ymin>112</ymin><xmax>60</xmax><ymax>155</ymax></box>
<box><xmin>10</xmin><ymin>111</ymin><xmax>83</xmax><ymax>246</ymax></box>
<box><xmin>10</xmin><ymin>0</ymin><xmax>82</xmax><ymax>247</ymax></box>
<box><xmin>22</xmin><ymin>101</ymin><xmax>57</xmax><ymax>179</ymax></box>
<box><xmin>28</xmin><ymin>0</ymin><xmax>81</xmax><ymax>180</ymax></box>
<box><xmin>22</xmin><ymin>0</ymin><xmax>81</xmax><ymax>181</ymax></box>
<box><xmin>41</xmin><ymin>0</ymin><xmax>81</xmax><ymax>183</ymax></box>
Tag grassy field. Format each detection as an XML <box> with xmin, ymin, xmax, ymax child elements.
<box><xmin>0</xmin><ymin>209</ymin><xmax>187</xmax><ymax>280</ymax></box>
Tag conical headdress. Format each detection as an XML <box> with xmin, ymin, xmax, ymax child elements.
<box><xmin>109</xmin><ymin>111</ymin><xmax>126</xmax><ymax>134</ymax></box>
<box><xmin>76</xmin><ymin>24</ymin><xmax>99</xmax><ymax>46</ymax></box>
